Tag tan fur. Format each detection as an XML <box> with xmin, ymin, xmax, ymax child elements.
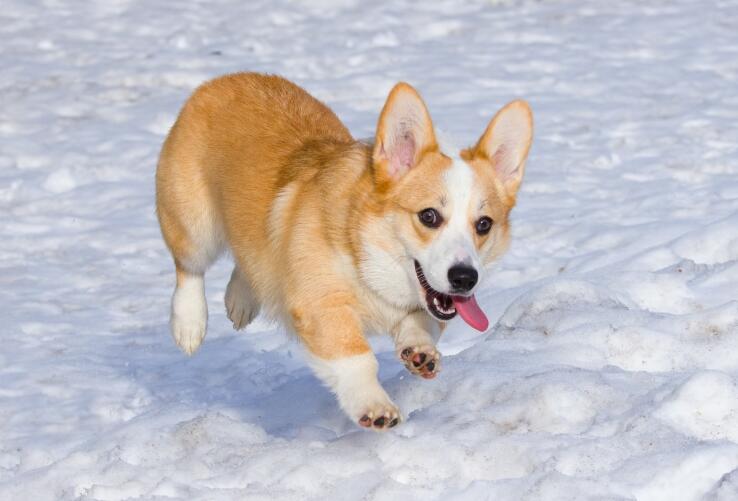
<box><xmin>158</xmin><ymin>73</ymin><xmax>373</xmax><ymax>358</ymax></box>
<box><xmin>156</xmin><ymin>72</ymin><xmax>532</xmax><ymax>428</ymax></box>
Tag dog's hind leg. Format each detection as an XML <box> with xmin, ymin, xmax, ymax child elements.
<box><xmin>157</xmin><ymin>153</ymin><xmax>224</xmax><ymax>355</ymax></box>
<box><xmin>161</xmin><ymin>214</ymin><xmax>222</xmax><ymax>354</ymax></box>
<box><xmin>225</xmin><ymin>266</ymin><xmax>260</xmax><ymax>330</ymax></box>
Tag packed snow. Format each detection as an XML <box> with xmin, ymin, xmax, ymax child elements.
<box><xmin>2</xmin><ymin>0</ymin><xmax>738</xmax><ymax>499</ymax></box>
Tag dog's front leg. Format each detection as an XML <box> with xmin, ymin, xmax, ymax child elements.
<box><xmin>391</xmin><ymin>311</ymin><xmax>443</xmax><ymax>379</ymax></box>
<box><xmin>293</xmin><ymin>300</ymin><xmax>401</xmax><ymax>430</ymax></box>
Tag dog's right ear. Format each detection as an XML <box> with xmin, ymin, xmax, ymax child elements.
<box><xmin>373</xmin><ymin>83</ymin><xmax>437</xmax><ymax>189</ymax></box>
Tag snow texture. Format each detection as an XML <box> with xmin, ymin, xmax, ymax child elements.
<box><xmin>2</xmin><ymin>0</ymin><xmax>738</xmax><ymax>499</ymax></box>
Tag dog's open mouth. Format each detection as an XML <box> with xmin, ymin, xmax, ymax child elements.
<box><xmin>414</xmin><ymin>260</ymin><xmax>490</xmax><ymax>331</ymax></box>
<box><xmin>414</xmin><ymin>260</ymin><xmax>457</xmax><ymax>321</ymax></box>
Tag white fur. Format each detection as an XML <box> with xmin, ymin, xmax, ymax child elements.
<box><xmin>171</xmin><ymin>273</ymin><xmax>208</xmax><ymax>355</ymax></box>
<box><xmin>360</xmin><ymin>239</ymin><xmax>418</xmax><ymax>309</ymax></box>
<box><xmin>307</xmin><ymin>352</ymin><xmax>399</xmax><ymax>423</ymax></box>
<box><xmin>392</xmin><ymin>310</ymin><xmax>440</xmax><ymax>349</ymax></box>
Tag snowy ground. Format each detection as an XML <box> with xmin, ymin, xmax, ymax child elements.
<box><xmin>2</xmin><ymin>0</ymin><xmax>738</xmax><ymax>499</ymax></box>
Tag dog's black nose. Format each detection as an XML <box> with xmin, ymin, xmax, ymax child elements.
<box><xmin>448</xmin><ymin>265</ymin><xmax>478</xmax><ymax>292</ymax></box>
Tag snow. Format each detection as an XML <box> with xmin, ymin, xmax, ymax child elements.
<box><xmin>2</xmin><ymin>0</ymin><xmax>738</xmax><ymax>499</ymax></box>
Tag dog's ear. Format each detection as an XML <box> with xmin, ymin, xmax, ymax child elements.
<box><xmin>470</xmin><ymin>100</ymin><xmax>533</xmax><ymax>195</ymax></box>
<box><xmin>373</xmin><ymin>83</ymin><xmax>437</xmax><ymax>188</ymax></box>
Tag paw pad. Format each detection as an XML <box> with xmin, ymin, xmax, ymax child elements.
<box><xmin>357</xmin><ymin>407</ymin><xmax>401</xmax><ymax>431</ymax></box>
<box><xmin>399</xmin><ymin>345</ymin><xmax>440</xmax><ymax>379</ymax></box>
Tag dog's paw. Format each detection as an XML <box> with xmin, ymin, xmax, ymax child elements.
<box><xmin>225</xmin><ymin>292</ymin><xmax>258</xmax><ymax>330</ymax></box>
<box><xmin>171</xmin><ymin>278</ymin><xmax>207</xmax><ymax>355</ymax></box>
<box><xmin>357</xmin><ymin>403</ymin><xmax>401</xmax><ymax>431</ymax></box>
<box><xmin>399</xmin><ymin>344</ymin><xmax>441</xmax><ymax>379</ymax></box>
<box><xmin>225</xmin><ymin>271</ymin><xmax>259</xmax><ymax>330</ymax></box>
<box><xmin>171</xmin><ymin>319</ymin><xmax>206</xmax><ymax>355</ymax></box>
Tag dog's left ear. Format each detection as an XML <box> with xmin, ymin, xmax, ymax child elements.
<box><xmin>373</xmin><ymin>83</ymin><xmax>437</xmax><ymax>189</ymax></box>
<box><xmin>470</xmin><ymin>100</ymin><xmax>533</xmax><ymax>195</ymax></box>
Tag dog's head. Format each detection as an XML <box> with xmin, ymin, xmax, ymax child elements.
<box><xmin>368</xmin><ymin>83</ymin><xmax>533</xmax><ymax>330</ymax></box>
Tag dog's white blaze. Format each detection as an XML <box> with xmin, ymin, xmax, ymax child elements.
<box><xmin>445</xmin><ymin>158</ymin><xmax>482</xmax><ymax>267</ymax></box>
<box><xmin>418</xmin><ymin>149</ymin><xmax>483</xmax><ymax>293</ymax></box>
<box><xmin>444</xmin><ymin>157</ymin><xmax>477</xmax><ymax>260</ymax></box>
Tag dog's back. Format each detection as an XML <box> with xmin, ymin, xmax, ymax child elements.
<box><xmin>157</xmin><ymin>73</ymin><xmax>352</xmax><ymax>260</ymax></box>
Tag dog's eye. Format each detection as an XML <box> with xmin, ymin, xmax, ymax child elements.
<box><xmin>418</xmin><ymin>208</ymin><xmax>442</xmax><ymax>228</ymax></box>
<box><xmin>475</xmin><ymin>216</ymin><xmax>493</xmax><ymax>235</ymax></box>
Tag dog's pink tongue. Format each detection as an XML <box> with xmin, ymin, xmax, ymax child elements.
<box><xmin>452</xmin><ymin>295</ymin><xmax>489</xmax><ymax>332</ymax></box>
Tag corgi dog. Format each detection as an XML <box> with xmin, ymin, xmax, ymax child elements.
<box><xmin>156</xmin><ymin>73</ymin><xmax>533</xmax><ymax>430</ymax></box>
